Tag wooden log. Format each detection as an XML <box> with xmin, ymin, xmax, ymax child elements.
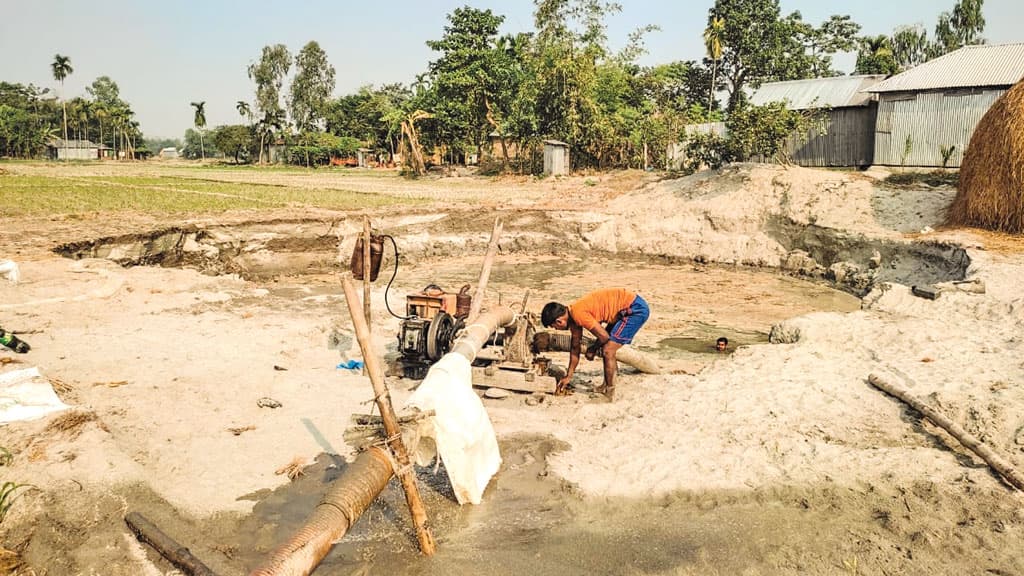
<box><xmin>468</xmin><ymin>218</ymin><xmax>503</xmax><ymax>323</ymax></box>
<box><xmin>351</xmin><ymin>410</ymin><xmax>435</xmax><ymax>426</ymax></box>
<box><xmin>124</xmin><ymin>512</ymin><xmax>218</xmax><ymax>576</ymax></box>
<box><xmin>868</xmin><ymin>373</ymin><xmax>1024</xmax><ymax>491</ymax></box>
<box><xmin>342</xmin><ymin>275</ymin><xmax>437</xmax><ymax>555</ymax></box>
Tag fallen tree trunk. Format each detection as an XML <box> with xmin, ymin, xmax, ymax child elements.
<box><xmin>868</xmin><ymin>373</ymin><xmax>1024</xmax><ymax>491</ymax></box>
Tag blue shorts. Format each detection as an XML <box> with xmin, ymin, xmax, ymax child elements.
<box><xmin>608</xmin><ymin>295</ymin><xmax>649</xmax><ymax>345</ymax></box>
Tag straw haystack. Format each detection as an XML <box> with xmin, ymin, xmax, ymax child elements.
<box><xmin>949</xmin><ymin>78</ymin><xmax>1024</xmax><ymax>232</ymax></box>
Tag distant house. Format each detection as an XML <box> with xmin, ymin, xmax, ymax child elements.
<box><xmin>675</xmin><ymin>76</ymin><xmax>885</xmax><ymax>169</ymax></box>
<box><xmin>749</xmin><ymin>75</ymin><xmax>886</xmax><ymax>167</ymax></box>
<box><xmin>543</xmin><ymin>140</ymin><xmax>569</xmax><ymax>175</ymax></box>
<box><xmin>267</xmin><ymin>138</ymin><xmax>287</xmax><ymax>164</ymax></box>
<box><xmin>47</xmin><ymin>139</ymin><xmax>102</xmax><ymax>161</ymax></box>
<box><xmin>159</xmin><ymin>147</ymin><xmax>178</xmax><ymax>159</ymax></box>
<box><xmin>487</xmin><ymin>132</ymin><xmax>521</xmax><ymax>160</ymax></box>
<box><xmin>864</xmin><ymin>43</ymin><xmax>1024</xmax><ymax>168</ymax></box>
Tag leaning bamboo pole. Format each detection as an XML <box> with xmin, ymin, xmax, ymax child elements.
<box><xmin>467</xmin><ymin>218</ymin><xmax>503</xmax><ymax>323</ymax></box>
<box><xmin>341</xmin><ymin>275</ymin><xmax>436</xmax><ymax>555</ymax></box>
<box><xmin>868</xmin><ymin>373</ymin><xmax>1024</xmax><ymax>491</ymax></box>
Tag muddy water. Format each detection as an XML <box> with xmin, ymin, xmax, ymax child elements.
<box><xmin>228</xmin><ymin>434</ymin><xmax>1022</xmax><ymax>576</ymax></box>
<box><xmin>232</xmin><ymin>435</ymin><xmax>816</xmax><ymax>575</ymax></box>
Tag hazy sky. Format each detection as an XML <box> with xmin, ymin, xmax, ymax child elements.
<box><xmin>2</xmin><ymin>0</ymin><xmax>1022</xmax><ymax>139</ymax></box>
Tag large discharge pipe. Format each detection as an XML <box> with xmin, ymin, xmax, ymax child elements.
<box><xmin>534</xmin><ymin>331</ymin><xmax>662</xmax><ymax>374</ymax></box>
<box><xmin>249</xmin><ymin>306</ymin><xmax>517</xmax><ymax>576</ymax></box>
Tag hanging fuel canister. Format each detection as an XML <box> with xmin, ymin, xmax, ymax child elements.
<box><xmin>350</xmin><ymin>235</ymin><xmax>385</xmax><ymax>281</ymax></box>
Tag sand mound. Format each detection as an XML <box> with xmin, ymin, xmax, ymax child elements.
<box><xmin>582</xmin><ymin>164</ymin><xmax>897</xmax><ymax>266</ymax></box>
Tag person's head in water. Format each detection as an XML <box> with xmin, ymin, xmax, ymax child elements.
<box><xmin>716</xmin><ymin>336</ymin><xmax>729</xmax><ymax>352</ymax></box>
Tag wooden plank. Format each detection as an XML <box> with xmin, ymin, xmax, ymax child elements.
<box><xmin>473</xmin><ymin>369</ymin><xmax>557</xmax><ymax>394</ymax></box>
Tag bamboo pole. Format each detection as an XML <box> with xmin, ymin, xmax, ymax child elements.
<box><xmin>868</xmin><ymin>373</ymin><xmax>1024</xmax><ymax>491</ymax></box>
<box><xmin>362</xmin><ymin>218</ymin><xmax>372</xmax><ymax>328</ymax></box>
<box><xmin>125</xmin><ymin>512</ymin><xmax>218</xmax><ymax>576</ymax></box>
<box><xmin>342</xmin><ymin>275</ymin><xmax>437</xmax><ymax>555</ymax></box>
<box><xmin>468</xmin><ymin>218</ymin><xmax>503</xmax><ymax>323</ymax></box>
<box><xmin>361</xmin><ymin>218</ymin><xmax>372</xmax><ymax>377</ymax></box>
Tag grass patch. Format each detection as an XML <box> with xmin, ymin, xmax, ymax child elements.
<box><xmin>0</xmin><ymin>174</ymin><xmax>422</xmax><ymax>216</ymax></box>
<box><xmin>0</xmin><ymin>482</ymin><xmax>34</xmax><ymax>523</ymax></box>
<box><xmin>884</xmin><ymin>171</ymin><xmax>959</xmax><ymax>188</ymax></box>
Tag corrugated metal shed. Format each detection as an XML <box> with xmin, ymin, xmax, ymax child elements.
<box><xmin>749</xmin><ymin>75</ymin><xmax>887</xmax><ymax>109</ymax></box>
<box><xmin>873</xmin><ymin>88</ymin><xmax>1005</xmax><ymax>167</ymax></box>
<box><xmin>866</xmin><ymin>43</ymin><xmax>1024</xmax><ymax>93</ymax></box>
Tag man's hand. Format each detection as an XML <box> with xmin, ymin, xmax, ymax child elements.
<box><xmin>585</xmin><ymin>341</ymin><xmax>602</xmax><ymax>361</ymax></box>
<box><xmin>556</xmin><ymin>374</ymin><xmax>573</xmax><ymax>395</ymax></box>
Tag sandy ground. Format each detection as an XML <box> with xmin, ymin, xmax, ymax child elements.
<box><xmin>1</xmin><ymin>162</ymin><xmax>1023</xmax><ymax>575</ymax></box>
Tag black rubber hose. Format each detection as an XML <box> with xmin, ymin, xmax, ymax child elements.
<box><xmin>382</xmin><ymin>235</ymin><xmax>412</xmax><ymax>320</ymax></box>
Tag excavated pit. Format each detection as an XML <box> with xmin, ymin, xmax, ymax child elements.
<box><xmin>51</xmin><ymin>212</ymin><xmax>971</xmax><ymax>367</ymax></box>
<box><xmin>53</xmin><ymin>211</ymin><xmax>969</xmax><ymax>295</ymax></box>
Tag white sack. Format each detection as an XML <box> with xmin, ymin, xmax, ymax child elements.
<box><xmin>0</xmin><ymin>259</ymin><xmax>19</xmax><ymax>283</ymax></box>
<box><xmin>0</xmin><ymin>367</ymin><xmax>71</xmax><ymax>424</ymax></box>
<box><xmin>403</xmin><ymin>353</ymin><xmax>501</xmax><ymax>505</ymax></box>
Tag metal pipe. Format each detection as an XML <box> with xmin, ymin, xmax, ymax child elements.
<box><xmin>248</xmin><ymin>305</ymin><xmax>516</xmax><ymax>576</ymax></box>
<box><xmin>451</xmin><ymin>306</ymin><xmax>517</xmax><ymax>362</ymax></box>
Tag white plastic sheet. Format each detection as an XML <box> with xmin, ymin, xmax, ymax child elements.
<box><xmin>403</xmin><ymin>353</ymin><xmax>501</xmax><ymax>505</ymax></box>
<box><xmin>0</xmin><ymin>367</ymin><xmax>71</xmax><ymax>424</ymax></box>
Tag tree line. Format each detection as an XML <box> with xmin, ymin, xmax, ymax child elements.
<box><xmin>1</xmin><ymin>0</ymin><xmax>986</xmax><ymax>171</ymax></box>
<box><xmin>0</xmin><ymin>54</ymin><xmax>145</xmax><ymax>159</ymax></box>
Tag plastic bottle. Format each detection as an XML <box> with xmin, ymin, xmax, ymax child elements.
<box><xmin>0</xmin><ymin>328</ymin><xmax>30</xmax><ymax>353</ymax></box>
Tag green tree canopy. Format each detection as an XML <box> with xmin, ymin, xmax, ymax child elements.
<box><xmin>289</xmin><ymin>41</ymin><xmax>336</xmax><ymax>131</ymax></box>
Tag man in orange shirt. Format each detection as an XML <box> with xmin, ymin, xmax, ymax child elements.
<box><xmin>540</xmin><ymin>288</ymin><xmax>650</xmax><ymax>401</ymax></box>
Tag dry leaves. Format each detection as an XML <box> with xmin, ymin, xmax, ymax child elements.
<box><xmin>275</xmin><ymin>456</ymin><xmax>307</xmax><ymax>480</ymax></box>
<box><xmin>227</xmin><ymin>425</ymin><xmax>255</xmax><ymax>436</ymax></box>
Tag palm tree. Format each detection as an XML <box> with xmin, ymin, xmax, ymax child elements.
<box><xmin>51</xmin><ymin>54</ymin><xmax>73</xmax><ymax>161</ymax></box>
<box><xmin>78</xmin><ymin>100</ymin><xmax>91</xmax><ymax>143</ymax></box>
<box><xmin>94</xmin><ymin>104</ymin><xmax>108</xmax><ymax>156</ymax></box>
<box><xmin>256</xmin><ymin>110</ymin><xmax>284</xmax><ymax>165</ymax></box>
<box><xmin>703</xmin><ymin>15</ymin><xmax>725</xmax><ymax>120</ymax></box>
<box><xmin>191</xmin><ymin>101</ymin><xmax>207</xmax><ymax>160</ymax></box>
<box><xmin>236</xmin><ymin>100</ymin><xmax>252</xmax><ymax>124</ymax></box>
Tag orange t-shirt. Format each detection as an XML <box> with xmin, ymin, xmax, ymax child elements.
<box><xmin>569</xmin><ymin>288</ymin><xmax>636</xmax><ymax>332</ymax></box>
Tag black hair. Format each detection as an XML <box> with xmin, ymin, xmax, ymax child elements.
<box><xmin>541</xmin><ymin>302</ymin><xmax>567</xmax><ymax>327</ymax></box>
<box><xmin>716</xmin><ymin>337</ymin><xmax>728</xmax><ymax>345</ymax></box>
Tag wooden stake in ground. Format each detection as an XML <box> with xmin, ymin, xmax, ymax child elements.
<box><xmin>468</xmin><ymin>218</ymin><xmax>503</xmax><ymax>323</ymax></box>
<box><xmin>868</xmin><ymin>373</ymin><xmax>1024</xmax><ymax>491</ymax></box>
<box><xmin>362</xmin><ymin>217</ymin><xmax>372</xmax><ymax>376</ymax></box>
<box><xmin>342</xmin><ymin>275</ymin><xmax>437</xmax><ymax>555</ymax></box>
<box><xmin>125</xmin><ymin>512</ymin><xmax>218</xmax><ymax>576</ymax></box>
<box><xmin>362</xmin><ymin>217</ymin><xmax>372</xmax><ymax>327</ymax></box>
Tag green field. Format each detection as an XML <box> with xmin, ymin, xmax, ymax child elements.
<box><xmin>0</xmin><ymin>172</ymin><xmax>419</xmax><ymax>216</ymax></box>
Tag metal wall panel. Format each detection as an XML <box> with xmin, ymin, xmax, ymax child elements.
<box><xmin>874</xmin><ymin>89</ymin><xmax>1005</xmax><ymax>167</ymax></box>
<box><xmin>785</xmin><ymin>107</ymin><xmax>877</xmax><ymax>167</ymax></box>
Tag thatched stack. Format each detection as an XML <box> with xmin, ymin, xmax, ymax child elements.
<box><xmin>949</xmin><ymin>78</ymin><xmax>1024</xmax><ymax>233</ymax></box>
